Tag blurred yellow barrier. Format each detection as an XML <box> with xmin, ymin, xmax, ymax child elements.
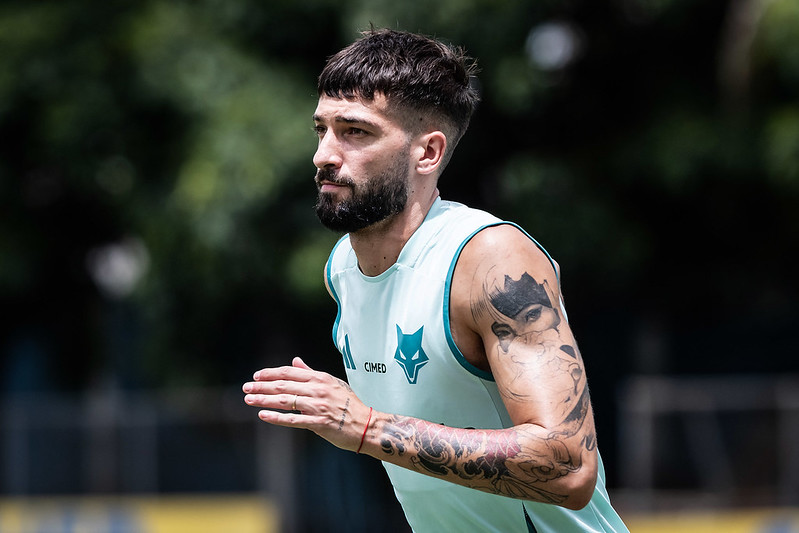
<box><xmin>625</xmin><ymin>508</ymin><xmax>799</xmax><ymax>533</ymax></box>
<box><xmin>0</xmin><ymin>494</ymin><xmax>278</xmax><ymax>533</ymax></box>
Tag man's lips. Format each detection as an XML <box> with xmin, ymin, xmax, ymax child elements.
<box><xmin>318</xmin><ymin>180</ymin><xmax>350</xmax><ymax>193</ymax></box>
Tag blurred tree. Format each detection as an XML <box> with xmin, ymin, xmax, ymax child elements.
<box><xmin>0</xmin><ymin>0</ymin><xmax>797</xmax><ymax>402</ymax></box>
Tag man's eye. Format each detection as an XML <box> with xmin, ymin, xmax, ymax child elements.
<box><xmin>313</xmin><ymin>125</ymin><xmax>326</xmax><ymax>137</ymax></box>
<box><xmin>346</xmin><ymin>127</ymin><xmax>367</xmax><ymax>136</ymax></box>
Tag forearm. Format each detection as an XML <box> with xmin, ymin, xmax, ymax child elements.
<box><xmin>359</xmin><ymin>411</ymin><xmax>598</xmax><ymax>510</ymax></box>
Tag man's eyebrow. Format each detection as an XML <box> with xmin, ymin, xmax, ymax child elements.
<box><xmin>313</xmin><ymin>114</ymin><xmax>379</xmax><ymax>129</ymax></box>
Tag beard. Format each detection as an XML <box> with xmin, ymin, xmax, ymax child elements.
<box><xmin>314</xmin><ymin>155</ymin><xmax>410</xmax><ymax>233</ymax></box>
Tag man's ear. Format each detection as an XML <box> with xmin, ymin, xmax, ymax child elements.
<box><xmin>415</xmin><ymin>131</ymin><xmax>447</xmax><ymax>176</ymax></box>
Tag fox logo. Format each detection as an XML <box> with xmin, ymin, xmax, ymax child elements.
<box><xmin>393</xmin><ymin>325</ymin><xmax>429</xmax><ymax>384</ymax></box>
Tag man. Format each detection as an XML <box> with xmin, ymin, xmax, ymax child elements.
<box><xmin>243</xmin><ymin>28</ymin><xmax>628</xmax><ymax>532</ymax></box>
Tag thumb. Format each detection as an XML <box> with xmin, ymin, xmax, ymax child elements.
<box><xmin>292</xmin><ymin>356</ymin><xmax>313</xmax><ymax>370</ymax></box>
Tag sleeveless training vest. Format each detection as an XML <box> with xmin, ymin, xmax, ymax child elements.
<box><xmin>326</xmin><ymin>198</ymin><xmax>628</xmax><ymax>533</ymax></box>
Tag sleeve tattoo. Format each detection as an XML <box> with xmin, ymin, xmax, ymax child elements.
<box><xmin>379</xmin><ymin>270</ymin><xmax>596</xmax><ymax>503</ymax></box>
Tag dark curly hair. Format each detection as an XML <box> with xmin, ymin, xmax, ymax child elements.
<box><xmin>318</xmin><ymin>28</ymin><xmax>480</xmax><ymax>169</ymax></box>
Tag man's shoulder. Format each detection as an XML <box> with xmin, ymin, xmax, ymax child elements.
<box><xmin>436</xmin><ymin>198</ymin><xmax>496</xmax><ymax>219</ymax></box>
<box><xmin>430</xmin><ymin>199</ymin><xmax>502</xmax><ymax>233</ymax></box>
<box><xmin>434</xmin><ymin>200</ymin><xmax>537</xmax><ymax>249</ymax></box>
<box><xmin>456</xmin><ymin>222</ymin><xmax>561</xmax><ymax>286</ymax></box>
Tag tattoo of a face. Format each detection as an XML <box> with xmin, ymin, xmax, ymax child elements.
<box><xmin>479</xmin><ymin>271</ymin><xmax>580</xmax><ymax>404</ymax></box>
<box><xmin>478</xmin><ymin>269</ymin><xmax>596</xmax><ymax>452</ymax></box>
<box><xmin>484</xmin><ymin>272</ymin><xmax>562</xmax><ymax>353</ymax></box>
<box><xmin>489</xmin><ymin>273</ymin><xmax>553</xmax><ymax>318</ymax></box>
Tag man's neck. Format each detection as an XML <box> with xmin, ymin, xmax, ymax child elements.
<box><xmin>349</xmin><ymin>191</ymin><xmax>439</xmax><ymax>277</ymax></box>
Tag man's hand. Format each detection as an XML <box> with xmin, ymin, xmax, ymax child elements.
<box><xmin>243</xmin><ymin>357</ymin><xmax>373</xmax><ymax>452</ymax></box>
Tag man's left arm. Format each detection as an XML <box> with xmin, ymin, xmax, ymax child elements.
<box><xmin>375</xmin><ymin>224</ymin><xmax>598</xmax><ymax>508</ymax></box>
<box><xmin>243</xmin><ymin>226</ymin><xmax>598</xmax><ymax>510</ymax></box>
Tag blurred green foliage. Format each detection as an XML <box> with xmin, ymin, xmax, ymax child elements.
<box><xmin>1</xmin><ymin>0</ymin><xmax>797</xmax><ymax>392</ymax></box>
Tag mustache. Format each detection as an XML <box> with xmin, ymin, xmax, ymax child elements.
<box><xmin>315</xmin><ymin>168</ymin><xmax>354</xmax><ymax>187</ymax></box>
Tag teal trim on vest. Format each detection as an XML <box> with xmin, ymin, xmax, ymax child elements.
<box><xmin>443</xmin><ymin>222</ymin><xmax>561</xmax><ymax>380</ymax></box>
<box><xmin>443</xmin><ymin>224</ymin><xmax>497</xmax><ymax>381</ymax></box>
<box><xmin>524</xmin><ymin>504</ymin><xmax>538</xmax><ymax>532</ymax></box>
<box><xmin>506</xmin><ymin>221</ymin><xmax>560</xmax><ymax>284</ymax></box>
<box><xmin>327</xmin><ymin>235</ymin><xmax>348</xmax><ymax>346</ymax></box>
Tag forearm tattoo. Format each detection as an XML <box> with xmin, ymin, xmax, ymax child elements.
<box><xmin>380</xmin><ymin>418</ymin><xmax>572</xmax><ymax>504</ymax></box>
<box><xmin>379</xmin><ymin>270</ymin><xmax>596</xmax><ymax>502</ymax></box>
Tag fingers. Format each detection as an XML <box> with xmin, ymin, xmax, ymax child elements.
<box><xmin>242</xmin><ymin>360</ymin><xmax>321</xmax><ymax>414</ymax></box>
<box><xmin>242</xmin><ymin>376</ymin><xmax>298</xmax><ymax>393</ymax></box>
<box><xmin>244</xmin><ymin>390</ymin><xmax>298</xmax><ymax>412</ymax></box>
<box><xmin>256</xmin><ymin>408</ymin><xmax>308</xmax><ymax>427</ymax></box>
<box><xmin>293</xmin><ymin>356</ymin><xmax>312</xmax><ymax>370</ymax></box>
<box><xmin>252</xmin><ymin>362</ymin><xmax>312</xmax><ymax>383</ymax></box>
<box><xmin>242</xmin><ymin>363</ymin><xmax>372</xmax><ymax>452</ymax></box>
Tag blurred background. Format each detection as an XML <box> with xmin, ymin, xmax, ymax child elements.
<box><xmin>1</xmin><ymin>0</ymin><xmax>798</xmax><ymax>531</ymax></box>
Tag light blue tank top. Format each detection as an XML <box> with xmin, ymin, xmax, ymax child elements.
<box><xmin>326</xmin><ymin>198</ymin><xmax>628</xmax><ymax>533</ymax></box>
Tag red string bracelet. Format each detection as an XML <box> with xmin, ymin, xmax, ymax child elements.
<box><xmin>356</xmin><ymin>407</ymin><xmax>373</xmax><ymax>454</ymax></box>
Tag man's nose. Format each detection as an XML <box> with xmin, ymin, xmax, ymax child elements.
<box><xmin>313</xmin><ymin>133</ymin><xmax>343</xmax><ymax>169</ymax></box>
